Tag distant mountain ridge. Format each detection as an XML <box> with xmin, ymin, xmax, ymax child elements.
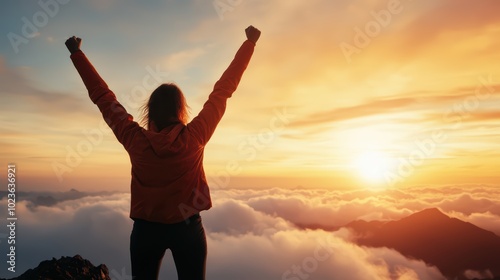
<box><xmin>0</xmin><ymin>255</ymin><xmax>110</xmax><ymax>280</ymax></box>
<box><xmin>345</xmin><ymin>208</ymin><xmax>500</xmax><ymax>280</ymax></box>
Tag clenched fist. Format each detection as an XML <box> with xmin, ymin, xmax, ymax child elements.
<box><xmin>245</xmin><ymin>26</ymin><xmax>261</xmax><ymax>44</ymax></box>
<box><xmin>65</xmin><ymin>36</ymin><xmax>82</xmax><ymax>54</ymax></box>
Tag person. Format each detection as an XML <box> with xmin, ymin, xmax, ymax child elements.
<box><xmin>65</xmin><ymin>25</ymin><xmax>261</xmax><ymax>280</ymax></box>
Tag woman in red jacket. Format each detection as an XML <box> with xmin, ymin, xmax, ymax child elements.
<box><xmin>65</xmin><ymin>26</ymin><xmax>261</xmax><ymax>280</ymax></box>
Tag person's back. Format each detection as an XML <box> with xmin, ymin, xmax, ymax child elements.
<box><xmin>65</xmin><ymin>26</ymin><xmax>261</xmax><ymax>280</ymax></box>
<box><xmin>128</xmin><ymin>119</ymin><xmax>208</xmax><ymax>223</ymax></box>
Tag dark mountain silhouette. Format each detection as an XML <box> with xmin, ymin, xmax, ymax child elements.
<box><xmin>0</xmin><ymin>255</ymin><xmax>110</xmax><ymax>280</ymax></box>
<box><xmin>0</xmin><ymin>189</ymin><xmax>115</xmax><ymax>208</ymax></box>
<box><xmin>345</xmin><ymin>208</ymin><xmax>500</xmax><ymax>280</ymax></box>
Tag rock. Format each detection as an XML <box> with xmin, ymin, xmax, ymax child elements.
<box><xmin>1</xmin><ymin>255</ymin><xmax>110</xmax><ymax>280</ymax></box>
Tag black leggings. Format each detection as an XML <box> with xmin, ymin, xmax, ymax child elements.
<box><xmin>130</xmin><ymin>214</ymin><xmax>207</xmax><ymax>280</ymax></box>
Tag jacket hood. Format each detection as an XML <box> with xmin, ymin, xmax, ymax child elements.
<box><xmin>142</xmin><ymin>123</ymin><xmax>186</xmax><ymax>156</ymax></box>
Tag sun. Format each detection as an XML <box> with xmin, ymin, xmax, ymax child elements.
<box><xmin>354</xmin><ymin>151</ymin><xmax>394</xmax><ymax>187</ymax></box>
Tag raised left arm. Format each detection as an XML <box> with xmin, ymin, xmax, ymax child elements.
<box><xmin>66</xmin><ymin>36</ymin><xmax>140</xmax><ymax>149</ymax></box>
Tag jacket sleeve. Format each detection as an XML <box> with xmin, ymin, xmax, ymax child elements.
<box><xmin>70</xmin><ymin>50</ymin><xmax>140</xmax><ymax>149</ymax></box>
<box><xmin>187</xmin><ymin>39</ymin><xmax>255</xmax><ymax>145</ymax></box>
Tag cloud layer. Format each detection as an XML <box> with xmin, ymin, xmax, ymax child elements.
<box><xmin>1</xmin><ymin>185</ymin><xmax>498</xmax><ymax>279</ymax></box>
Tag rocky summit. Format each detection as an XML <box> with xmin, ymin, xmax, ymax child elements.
<box><xmin>0</xmin><ymin>255</ymin><xmax>110</xmax><ymax>280</ymax></box>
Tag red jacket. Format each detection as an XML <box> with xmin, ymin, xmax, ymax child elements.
<box><xmin>70</xmin><ymin>40</ymin><xmax>255</xmax><ymax>223</ymax></box>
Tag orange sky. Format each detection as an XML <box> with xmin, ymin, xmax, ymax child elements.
<box><xmin>1</xmin><ymin>1</ymin><xmax>499</xmax><ymax>191</ymax></box>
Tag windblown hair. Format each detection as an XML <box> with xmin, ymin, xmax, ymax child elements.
<box><xmin>141</xmin><ymin>83</ymin><xmax>189</xmax><ymax>131</ymax></box>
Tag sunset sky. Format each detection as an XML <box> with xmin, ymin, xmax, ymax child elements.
<box><xmin>1</xmin><ymin>1</ymin><xmax>500</xmax><ymax>279</ymax></box>
<box><xmin>1</xmin><ymin>0</ymin><xmax>500</xmax><ymax>192</ymax></box>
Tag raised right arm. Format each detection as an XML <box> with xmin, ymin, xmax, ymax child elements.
<box><xmin>188</xmin><ymin>26</ymin><xmax>261</xmax><ymax>145</ymax></box>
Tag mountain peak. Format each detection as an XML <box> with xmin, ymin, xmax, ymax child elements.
<box><xmin>0</xmin><ymin>255</ymin><xmax>110</xmax><ymax>280</ymax></box>
<box><xmin>348</xmin><ymin>208</ymin><xmax>500</xmax><ymax>279</ymax></box>
<box><xmin>407</xmin><ymin>207</ymin><xmax>446</xmax><ymax>219</ymax></box>
<box><xmin>397</xmin><ymin>207</ymin><xmax>450</xmax><ymax>227</ymax></box>
<box><xmin>416</xmin><ymin>207</ymin><xmax>443</xmax><ymax>215</ymax></box>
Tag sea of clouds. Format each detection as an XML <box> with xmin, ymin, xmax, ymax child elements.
<box><xmin>0</xmin><ymin>185</ymin><xmax>499</xmax><ymax>280</ymax></box>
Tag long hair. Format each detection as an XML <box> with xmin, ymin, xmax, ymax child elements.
<box><xmin>141</xmin><ymin>83</ymin><xmax>189</xmax><ymax>131</ymax></box>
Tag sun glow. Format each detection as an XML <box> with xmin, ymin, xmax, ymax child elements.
<box><xmin>354</xmin><ymin>151</ymin><xmax>394</xmax><ymax>187</ymax></box>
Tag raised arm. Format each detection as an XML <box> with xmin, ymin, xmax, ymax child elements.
<box><xmin>65</xmin><ymin>36</ymin><xmax>140</xmax><ymax>149</ymax></box>
<box><xmin>188</xmin><ymin>26</ymin><xmax>261</xmax><ymax>145</ymax></box>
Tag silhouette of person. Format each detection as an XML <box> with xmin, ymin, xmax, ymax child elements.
<box><xmin>65</xmin><ymin>25</ymin><xmax>261</xmax><ymax>280</ymax></box>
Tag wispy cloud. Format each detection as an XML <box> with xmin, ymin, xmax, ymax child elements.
<box><xmin>0</xmin><ymin>57</ymin><xmax>95</xmax><ymax>117</ymax></box>
<box><xmin>291</xmin><ymin>97</ymin><xmax>417</xmax><ymax>127</ymax></box>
